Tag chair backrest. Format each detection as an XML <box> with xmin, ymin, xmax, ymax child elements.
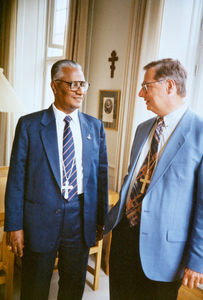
<box><xmin>0</xmin><ymin>212</ymin><xmax>4</xmax><ymax>258</ymax></box>
<box><xmin>0</xmin><ymin>167</ymin><xmax>9</xmax><ymax>257</ymax></box>
<box><xmin>0</xmin><ymin>166</ymin><xmax>14</xmax><ymax>300</ymax></box>
<box><xmin>0</xmin><ymin>166</ymin><xmax>9</xmax><ymax>214</ymax></box>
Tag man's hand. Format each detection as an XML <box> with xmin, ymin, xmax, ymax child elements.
<box><xmin>182</xmin><ymin>267</ymin><xmax>203</xmax><ymax>289</ymax></box>
<box><xmin>96</xmin><ymin>225</ymin><xmax>104</xmax><ymax>242</ymax></box>
<box><xmin>6</xmin><ymin>230</ymin><xmax>24</xmax><ymax>257</ymax></box>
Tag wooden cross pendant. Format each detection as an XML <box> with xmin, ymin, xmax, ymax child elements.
<box><xmin>140</xmin><ymin>173</ymin><xmax>150</xmax><ymax>194</ymax></box>
<box><xmin>62</xmin><ymin>181</ymin><xmax>73</xmax><ymax>200</ymax></box>
<box><xmin>108</xmin><ymin>50</ymin><xmax>118</xmax><ymax>78</ymax></box>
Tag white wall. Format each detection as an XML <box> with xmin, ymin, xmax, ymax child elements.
<box><xmin>86</xmin><ymin>0</ymin><xmax>132</xmax><ymax>188</ymax></box>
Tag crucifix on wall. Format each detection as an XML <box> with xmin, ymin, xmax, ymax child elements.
<box><xmin>108</xmin><ymin>50</ymin><xmax>118</xmax><ymax>78</ymax></box>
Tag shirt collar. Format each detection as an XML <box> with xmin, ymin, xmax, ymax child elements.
<box><xmin>52</xmin><ymin>103</ymin><xmax>79</xmax><ymax>124</ymax></box>
<box><xmin>158</xmin><ymin>102</ymin><xmax>188</xmax><ymax>128</ymax></box>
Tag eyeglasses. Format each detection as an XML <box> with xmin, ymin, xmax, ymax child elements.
<box><xmin>141</xmin><ymin>79</ymin><xmax>166</xmax><ymax>92</ymax></box>
<box><xmin>54</xmin><ymin>80</ymin><xmax>90</xmax><ymax>91</ymax></box>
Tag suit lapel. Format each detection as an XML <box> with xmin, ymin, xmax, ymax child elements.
<box><xmin>148</xmin><ymin>109</ymin><xmax>193</xmax><ymax>193</ymax></box>
<box><xmin>130</xmin><ymin>118</ymin><xmax>156</xmax><ymax>170</ymax></box>
<box><xmin>116</xmin><ymin>118</ymin><xmax>156</xmax><ymax>224</ymax></box>
<box><xmin>40</xmin><ymin>106</ymin><xmax>61</xmax><ymax>189</ymax></box>
<box><xmin>78</xmin><ymin>112</ymin><xmax>93</xmax><ymax>187</ymax></box>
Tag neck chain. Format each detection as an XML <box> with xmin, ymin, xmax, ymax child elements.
<box><xmin>146</xmin><ymin>149</ymin><xmax>158</xmax><ymax>176</ymax></box>
<box><xmin>140</xmin><ymin>140</ymin><xmax>160</xmax><ymax>194</ymax></box>
<box><xmin>63</xmin><ymin>157</ymin><xmax>76</xmax><ymax>184</ymax></box>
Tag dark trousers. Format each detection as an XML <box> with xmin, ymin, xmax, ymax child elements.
<box><xmin>21</xmin><ymin>194</ymin><xmax>89</xmax><ymax>300</ymax></box>
<box><xmin>109</xmin><ymin>215</ymin><xmax>182</xmax><ymax>300</ymax></box>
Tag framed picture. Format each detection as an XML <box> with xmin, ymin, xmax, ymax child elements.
<box><xmin>98</xmin><ymin>90</ymin><xmax>120</xmax><ymax>130</ymax></box>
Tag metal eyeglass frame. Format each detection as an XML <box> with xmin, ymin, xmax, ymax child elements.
<box><xmin>141</xmin><ymin>79</ymin><xmax>166</xmax><ymax>92</ymax></box>
<box><xmin>54</xmin><ymin>79</ymin><xmax>90</xmax><ymax>91</ymax></box>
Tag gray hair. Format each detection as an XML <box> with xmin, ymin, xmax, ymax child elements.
<box><xmin>144</xmin><ymin>58</ymin><xmax>187</xmax><ymax>97</ymax></box>
<box><xmin>51</xmin><ymin>59</ymin><xmax>82</xmax><ymax>81</ymax></box>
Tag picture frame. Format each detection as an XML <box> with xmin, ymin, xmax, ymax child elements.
<box><xmin>98</xmin><ymin>90</ymin><xmax>120</xmax><ymax>130</ymax></box>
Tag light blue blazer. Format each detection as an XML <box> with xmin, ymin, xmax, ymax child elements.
<box><xmin>105</xmin><ymin>109</ymin><xmax>203</xmax><ymax>282</ymax></box>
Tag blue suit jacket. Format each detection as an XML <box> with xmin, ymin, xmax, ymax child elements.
<box><xmin>5</xmin><ymin>106</ymin><xmax>108</xmax><ymax>252</ymax></box>
<box><xmin>105</xmin><ymin>109</ymin><xmax>203</xmax><ymax>281</ymax></box>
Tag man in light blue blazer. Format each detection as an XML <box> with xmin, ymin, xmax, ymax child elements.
<box><xmin>5</xmin><ymin>60</ymin><xmax>108</xmax><ymax>300</ymax></box>
<box><xmin>105</xmin><ymin>58</ymin><xmax>203</xmax><ymax>299</ymax></box>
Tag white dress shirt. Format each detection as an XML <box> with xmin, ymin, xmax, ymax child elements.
<box><xmin>52</xmin><ymin>104</ymin><xmax>83</xmax><ymax>194</ymax></box>
<box><xmin>126</xmin><ymin>103</ymin><xmax>188</xmax><ymax>202</ymax></box>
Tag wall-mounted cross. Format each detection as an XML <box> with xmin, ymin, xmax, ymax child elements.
<box><xmin>108</xmin><ymin>50</ymin><xmax>118</xmax><ymax>78</ymax></box>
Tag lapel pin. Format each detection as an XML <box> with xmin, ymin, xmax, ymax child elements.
<box><xmin>87</xmin><ymin>134</ymin><xmax>91</xmax><ymax>140</ymax></box>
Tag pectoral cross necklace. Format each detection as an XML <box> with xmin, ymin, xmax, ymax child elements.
<box><xmin>140</xmin><ymin>150</ymin><xmax>157</xmax><ymax>194</ymax></box>
<box><xmin>62</xmin><ymin>159</ymin><xmax>75</xmax><ymax>200</ymax></box>
<box><xmin>140</xmin><ymin>171</ymin><xmax>151</xmax><ymax>194</ymax></box>
<box><xmin>62</xmin><ymin>180</ymin><xmax>73</xmax><ymax>199</ymax></box>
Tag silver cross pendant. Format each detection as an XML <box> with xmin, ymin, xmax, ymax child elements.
<box><xmin>62</xmin><ymin>181</ymin><xmax>73</xmax><ymax>200</ymax></box>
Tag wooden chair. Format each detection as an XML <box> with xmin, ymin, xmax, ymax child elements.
<box><xmin>87</xmin><ymin>239</ymin><xmax>103</xmax><ymax>290</ymax></box>
<box><xmin>86</xmin><ymin>190</ymin><xmax>119</xmax><ymax>289</ymax></box>
<box><xmin>0</xmin><ymin>167</ymin><xmax>9</xmax><ymax>213</ymax></box>
<box><xmin>54</xmin><ymin>236</ymin><xmax>104</xmax><ymax>291</ymax></box>
<box><xmin>0</xmin><ymin>166</ymin><xmax>15</xmax><ymax>300</ymax></box>
<box><xmin>103</xmin><ymin>190</ymin><xmax>119</xmax><ymax>275</ymax></box>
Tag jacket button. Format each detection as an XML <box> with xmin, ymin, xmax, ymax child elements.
<box><xmin>55</xmin><ymin>209</ymin><xmax>61</xmax><ymax>214</ymax></box>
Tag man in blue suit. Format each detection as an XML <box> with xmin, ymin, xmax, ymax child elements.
<box><xmin>5</xmin><ymin>60</ymin><xmax>108</xmax><ymax>300</ymax></box>
<box><xmin>105</xmin><ymin>58</ymin><xmax>203</xmax><ymax>299</ymax></box>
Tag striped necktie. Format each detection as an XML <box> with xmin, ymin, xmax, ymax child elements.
<box><xmin>62</xmin><ymin>116</ymin><xmax>78</xmax><ymax>201</ymax></box>
<box><xmin>126</xmin><ymin>117</ymin><xmax>164</xmax><ymax>226</ymax></box>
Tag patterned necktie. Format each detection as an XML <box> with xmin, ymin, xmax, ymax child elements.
<box><xmin>62</xmin><ymin>116</ymin><xmax>78</xmax><ymax>201</ymax></box>
<box><xmin>126</xmin><ymin>117</ymin><xmax>164</xmax><ymax>226</ymax></box>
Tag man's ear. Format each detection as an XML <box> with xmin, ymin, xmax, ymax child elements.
<box><xmin>51</xmin><ymin>81</ymin><xmax>56</xmax><ymax>94</ymax></box>
<box><xmin>166</xmin><ymin>79</ymin><xmax>176</xmax><ymax>95</ymax></box>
